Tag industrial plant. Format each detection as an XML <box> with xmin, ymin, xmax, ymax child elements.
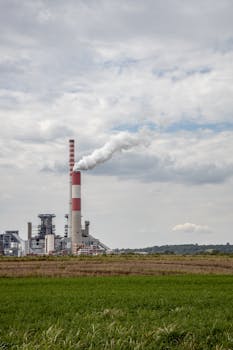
<box><xmin>0</xmin><ymin>140</ymin><xmax>110</xmax><ymax>256</ymax></box>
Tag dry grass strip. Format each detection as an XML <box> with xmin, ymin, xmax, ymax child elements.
<box><xmin>0</xmin><ymin>255</ymin><xmax>233</xmax><ymax>277</ymax></box>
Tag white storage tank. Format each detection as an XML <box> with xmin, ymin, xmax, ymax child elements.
<box><xmin>45</xmin><ymin>234</ymin><xmax>55</xmax><ymax>255</ymax></box>
<box><xmin>10</xmin><ymin>242</ymin><xmax>18</xmax><ymax>249</ymax></box>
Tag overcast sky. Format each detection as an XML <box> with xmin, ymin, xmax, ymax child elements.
<box><xmin>0</xmin><ymin>0</ymin><xmax>233</xmax><ymax>248</ymax></box>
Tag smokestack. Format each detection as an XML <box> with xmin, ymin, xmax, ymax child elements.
<box><xmin>27</xmin><ymin>222</ymin><xmax>32</xmax><ymax>240</ymax></box>
<box><xmin>69</xmin><ymin>139</ymin><xmax>75</xmax><ymax>239</ymax></box>
<box><xmin>71</xmin><ymin>171</ymin><xmax>82</xmax><ymax>253</ymax></box>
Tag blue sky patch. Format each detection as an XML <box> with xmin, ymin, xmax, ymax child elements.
<box><xmin>165</xmin><ymin>121</ymin><xmax>233</xmax><ymax>132</ymax></box>
<box><xmin>112</xmin><ymin>120</ymin><xmax>233</xmax><ymax>134</ymax></box>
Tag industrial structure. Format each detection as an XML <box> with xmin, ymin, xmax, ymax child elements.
<box><xmin>0</xmin><ymin>231</ymin><xmax>25</xmax><ymax>256</ymax></box>
<box><xmin>0</xmin><ymin>139</ymin><xmax>110</xmax><ymax>256</ymax></box>
<box><xmin>27</xmin><ymin>214</ymin><xmax>66</xmax><ymax>255</ymax></box>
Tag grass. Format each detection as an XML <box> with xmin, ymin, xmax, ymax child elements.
<box><xmin>0</xmin><ymin>275</ymin><xmax>233</xmax><ymax>349</ymax></box>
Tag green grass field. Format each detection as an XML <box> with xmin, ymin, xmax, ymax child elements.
<box><xmin>0</xmin><ymin>275</ymin><xmax>233</xmax><ymax>349</ymax></box>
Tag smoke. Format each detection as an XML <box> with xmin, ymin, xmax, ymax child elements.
<box><xmin>73</xmin><ymin>129</ymin><xmax>151</xmax><ymax>171</ymax></box>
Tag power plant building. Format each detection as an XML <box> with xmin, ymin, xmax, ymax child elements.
<box><xmin>0</xmin><ymin>231</ymin><xmax>26</xmax><ymax>257</ymax></box>
<box><xmin>0</xmin><ymin>139</ymin><xmax>109</xmax><ymax>256</ymax></box>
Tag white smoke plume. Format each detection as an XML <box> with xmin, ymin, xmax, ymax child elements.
<box><xmin>73</xmin><ymin>129</ymin><xmax>151</xmax><ymax>171</ymax></box>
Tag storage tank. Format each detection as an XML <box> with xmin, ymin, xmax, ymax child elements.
<box><xmin>45</xmin><ymin>234</ymin><xmax>55</xmax><ymax>255</ymax></box>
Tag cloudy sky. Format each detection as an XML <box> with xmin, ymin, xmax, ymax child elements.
<box><xmin>0</xmin><ymin>0</ymin><xmax>233</xmax><ymax>248</ymax></box>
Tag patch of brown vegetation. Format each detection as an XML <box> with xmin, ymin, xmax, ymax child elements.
<box><xmin>0</xmin><ymin>255</ymin><xmax>233</xmax><ymax>277</ymax></box>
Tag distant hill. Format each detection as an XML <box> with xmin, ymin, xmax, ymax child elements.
<box><xmin>115</xmin><ymin>243</ymin><xmax>233</xmax><ymax>255</ymax></box>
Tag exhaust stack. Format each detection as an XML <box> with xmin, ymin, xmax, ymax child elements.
<box><xmin>71</xmin><ymin>171</ymin><xmax>82</xmax><ymax>253</ymax></box>
<box><xmin>69</xmin><ymin>139</ymin><xmax>75</xmax><ymax>239</ymax></box>
<box><xmin>27</xmin><ymin>222</ymin><xmax>32</xmax><ymax>240</ymax></box>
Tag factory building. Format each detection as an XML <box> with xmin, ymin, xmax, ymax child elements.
<box><xmin>27</xmin><ymin>214</ymin><xmax>66</xmax><ymax>255</ymax></box>
<box><xmin>1</xmin><ymin>214</ymin><xmax>108</xmax><ymax>256</ymax></box>
<box><xmin>0</xmin><ymin>139</ymin><xmax>109</xmax><ymax>256</ymax></box>
<box><xmin>0</xmin><ymin>231</ymin><xmax>26</xmax><ymax>257</ymax></box>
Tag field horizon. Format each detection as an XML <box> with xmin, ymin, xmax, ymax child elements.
<box><xmin>0</xmin><ymin>254</ymin><xmax>233</xmax><ymax>277</ymax></box>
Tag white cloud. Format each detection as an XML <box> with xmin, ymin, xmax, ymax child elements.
<box><xmin>172</xmin><ymin>223</ymin><xmax>211</xmax><ymax>234</ymax></box>
<box><xmin>0</xmin><ymin>0</ymin><xmax>233</xmax><ymax>247</ymax></box>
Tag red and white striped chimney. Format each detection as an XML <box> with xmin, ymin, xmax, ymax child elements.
<box><xmin>72</xmin><ymin>170</ymin><xmax>82</xmax><ymax>253</ymax></box>
<box><xmin>69</xmin><ymin>139</ymin><xmax>75</xmax><ymax>239</ymax></box>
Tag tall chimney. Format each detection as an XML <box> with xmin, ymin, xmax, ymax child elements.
<box><xmin>69</xmin><ymin>139</ymin><xmax>75</xmax><ymax>239</ymax></box>
<box><xmin>71</xmin><ymin>171</ymin><xmax>82</xmax><ymax>253</ymax></box>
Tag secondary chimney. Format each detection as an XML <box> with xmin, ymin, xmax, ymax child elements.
<box><xmin>27</xmin><ymin>222</ymin><xmax>32</xmax><ymax>240</ymax></box>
